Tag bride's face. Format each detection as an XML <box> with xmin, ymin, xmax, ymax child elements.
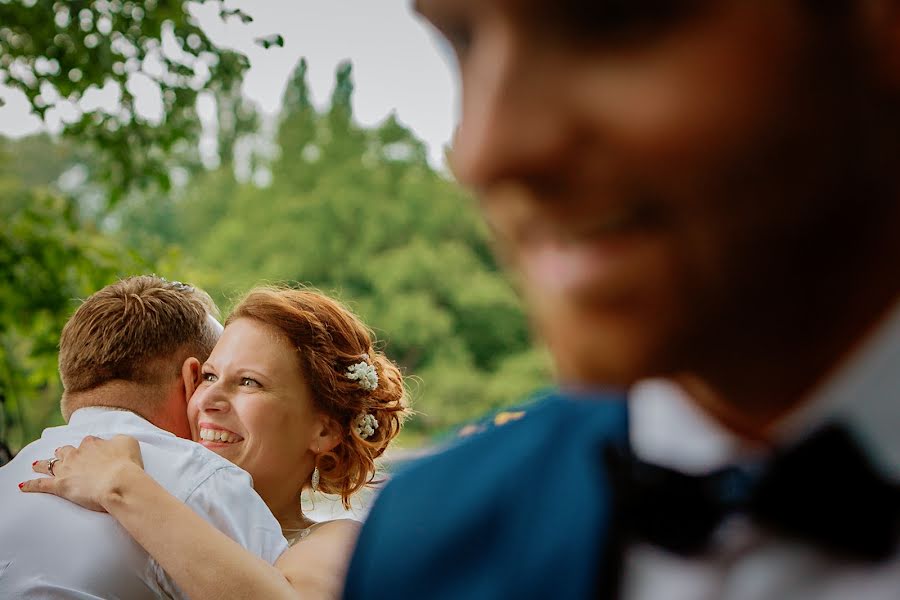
<box><xmin>187</xmin><ymin>318</ymin><xmax>321</xmax><ymax>499</ymax></box>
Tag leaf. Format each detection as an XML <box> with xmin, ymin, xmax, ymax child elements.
<box><xmin>219</xmin><ymin>8</ymin><xmax>254</xmax><ymax>24</ymax></box>
<box><xmin>254</xmin><ymin>34</ymin><xmax>285</xmax><ymax>49</ymax></box>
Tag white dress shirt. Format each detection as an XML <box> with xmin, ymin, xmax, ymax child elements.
<box><xmin>0</xmin><ymin>407</ymin><xmax>288</xmax><ymax>599</ymax></box>
<box><xmin>621</xmin><ymin>302</ymin><xmax>900</xmax><ymax>600</ymax></box>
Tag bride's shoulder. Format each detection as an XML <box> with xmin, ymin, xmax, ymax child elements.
<box><xmin>320</xmin><ymin>518</ymin><xmax>362</xmax><ymax>531</ymax></box>
<box><xmin>282</xmin><ymin>519</ymin><xmax>361</xmax><ymax>554</ymax></box>
<box><xmin>276</xmin><ymin>519</ymin><xmax>362</xmax><ymax>591</ymax></box>
<box><xmin>309</xmin><ymin>518</ymin><xmax>362</xmax><ymax>540</ymax></box>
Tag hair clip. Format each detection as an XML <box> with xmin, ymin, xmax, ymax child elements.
<box><xmin>346</xmin><ymin>355</ymin><xmax>378</xmax><ymax>391</ymax></box>
<box><xmin>354</xmin><ymin>413</ymin><xmax>378</xmax><ymax>439</ymax></box>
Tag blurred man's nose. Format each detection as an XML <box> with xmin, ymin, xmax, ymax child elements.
<box><xmin>449</xmin><ymin>30</ymin><xmax>572</xmax><ymax>190</ymax></box>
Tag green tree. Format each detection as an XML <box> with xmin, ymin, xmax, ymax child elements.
<box><xmin>0</xmin><ymin>181</ymin><xmax>144</xmax><ymax>448</ymax></box>
<box><xmin>0</xmin><ymin>0</ymin><xmax>262</xmax><ymax>201</ymax></box>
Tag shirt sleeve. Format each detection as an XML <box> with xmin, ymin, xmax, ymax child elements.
<box><xmin>152</xmin><ymin>465</ymin><xmax>289</xmax><ymax>599</ymax></box>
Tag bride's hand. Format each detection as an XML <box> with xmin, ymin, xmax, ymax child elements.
<box><xmin>19</xmin><ymin>434</ymin><xmax>145</xmax><ymax>512</ymax></box>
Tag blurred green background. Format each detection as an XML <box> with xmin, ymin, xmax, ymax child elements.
<box><xmin>0</xmin><ymin>0</ymin><xmax>551</xmax><ymax>453</ymax></box>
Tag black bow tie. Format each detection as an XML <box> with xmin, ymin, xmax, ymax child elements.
<box><xmin>606</xmin><ymin>425</ymin><xmax>900</xmax><ymax>561</ymax></box>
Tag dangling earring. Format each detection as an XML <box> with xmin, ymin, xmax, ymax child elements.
<box><xmin>310</xmin><ymin>445</ymin><xmax>320</xmax><ymax>492</ymax></box>
<box><xmin>311</xmin><ymin>466</ymin><xmax>320</xmax><ymax>492</ymax></box>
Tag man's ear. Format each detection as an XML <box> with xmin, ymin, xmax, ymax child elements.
<box><xmin>310</xmin><ymin>414</ymin><xmax>342</xmax><ymax>453</ymax></box>
<box><xmin>181</xmin><ymin>357</ymin><xmax>202</xmax><ymax>403</ymax></box>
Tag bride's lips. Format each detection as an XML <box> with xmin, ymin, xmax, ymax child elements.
<box><xmin>197</xmin><ymin>422</ymin><xmax>244</xmax><ymax>447</ymax></box>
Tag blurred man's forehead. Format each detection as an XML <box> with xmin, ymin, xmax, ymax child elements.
<box><xmin>414</xmin><ymin>0</ymin><xmax>703</xmax><ymax>18</ymax></box>
<box><xmin>414</xmin><ymin>0</ymin><xmax>537</xmax><ymax>18</ymax></box>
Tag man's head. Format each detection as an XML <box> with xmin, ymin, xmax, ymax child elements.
<box><xmin>59</xmin><ymin>276</ymin><xmax>222</xmax><ymax>436</ymax></box>
<box><xmin>419</xmin><ymin>1</ymin><xmax>900</xmax><ymax>421</ymax></box>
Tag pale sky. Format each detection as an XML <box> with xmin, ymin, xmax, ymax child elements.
<box><xmin>0</xmin><ymin>0</ymin><xmax>458</xmax><ymax>166</ymax></box>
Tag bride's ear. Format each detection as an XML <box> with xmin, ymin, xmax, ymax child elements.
<box><xmin>181</xmin><ymin>357</ymin><xmax>203</xmax><ymax>401</ymax></box>
<box><xmin>311</xmin><ymin>414</ymin><xmax>341</xmax><ymax>453</ymax></box>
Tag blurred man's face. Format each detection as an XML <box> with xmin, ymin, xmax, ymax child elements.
<box><xmin>418</xmin><ymin>0</ymin><xmax>897</xmax><ymax>386</ymax></box>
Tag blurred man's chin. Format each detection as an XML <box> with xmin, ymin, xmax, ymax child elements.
<box><xmin>541</xmin><ymin>319</ymin><xmax>672</xmax><ymax>390</ymax></box>
<box><xmin>527</xmin><ymin>279</ymin><xmax>681</xmax><ymax>389</ymax></box>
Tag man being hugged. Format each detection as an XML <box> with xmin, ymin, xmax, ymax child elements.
<box><xmin>0</xmin><ymin>275</ymin><xmax>287</xmax><ymax>598</ymax></box>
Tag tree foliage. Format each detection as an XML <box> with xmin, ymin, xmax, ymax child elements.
<box><xmin>0</xmin><ymin>136</ymin><xmax>146</xmax><ymax>446</ymax></box>
<box><xmin>0</xmin><ymin>0</ymin><xmax>259</xmax><ymax>202</ymax></box>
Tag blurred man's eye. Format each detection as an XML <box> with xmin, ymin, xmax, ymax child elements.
<box><xmin>557</xmin><ymin>0</ymin><xmax>700</xmax><ymax>41</ymax></box>
<box><xmin>423</xmin><ymin>0</ymin><xmax>700</xmax><ymax>61</ymax></box>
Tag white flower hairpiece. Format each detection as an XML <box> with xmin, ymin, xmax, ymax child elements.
<box><xmin>346</xmin><ymin>354</ymin><xmax>378</xmax><ymax>392</ymax></box>
<box><xmin>354</xmin><ymin>413</ymin><xmax>378</xmax><ymax>439</ymax></box>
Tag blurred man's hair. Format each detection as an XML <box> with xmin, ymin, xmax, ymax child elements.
<box><xmin>59</xmin><ymin>276</ymin><xmax>220</xmax><ymax>417</ymax></box>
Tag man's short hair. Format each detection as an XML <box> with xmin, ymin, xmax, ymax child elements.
<box><xmin>59</xmin><ymin>275</ymin><xmax>220</xmax><ymax>396</ymax></box>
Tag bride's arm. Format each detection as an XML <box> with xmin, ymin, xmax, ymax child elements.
<box><xmin>102</xmin><ymin>460</ymin><xmax>298</xmax><ymax>600</ymax></box>
<box><xmin>21</xmin><ymin>435</ymin><xmax>351</xmax><ymax>600</ymax></box>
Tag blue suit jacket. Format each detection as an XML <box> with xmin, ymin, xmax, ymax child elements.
<box><xmin>344</xmin><ymin>391</ymin><xmax>629</xmax><ymax>599</ymax></box>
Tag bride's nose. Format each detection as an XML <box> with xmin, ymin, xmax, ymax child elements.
<box><xmin>195</xmin><ymin>385</ymin><xmax>231</xmax><ymax>413</ymax></box>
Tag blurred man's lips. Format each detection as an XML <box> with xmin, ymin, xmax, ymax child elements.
<box><xmin>519</xmin><ymin>205</ymin><xmax>665</xmax><ymax>295</ymax></box>
<box><xmin>522</xmin><ymin>235</ymin><xmax>633</xmax><ymax>295</ymax></box>
<box><xmin>499</xmin><ymin>190</ymin><xmax>667</xmax><ymax>244</ymax></box>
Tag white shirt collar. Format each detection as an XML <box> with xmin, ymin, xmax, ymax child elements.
<box><xmin>630</xmin><ymin>300</ymin><xmax>900</xmax><ymax>482</ymax></box>
<box><xmin>68</xmin><ymin>406</ymin><xmax>136</xmax><ymax>423</ymax></box>
<box><xmin>66</xmin><ymin>406</ymin><xmax>174</xmax><ymax>438</ymax></box>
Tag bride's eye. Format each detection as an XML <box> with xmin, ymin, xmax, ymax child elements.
<box><xmin>240</xmin><ymin>377</ymin><xmax>260</xmax><ymax>388</ymax></box>
<box><xmin>202</xmin><ymin>372</ymin><xmax>217</xmax><ymax>383</ymax></box>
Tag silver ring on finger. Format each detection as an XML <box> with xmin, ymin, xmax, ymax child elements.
<box><xmin>47</xmin><ymin>457</ymin><xmax>61</xmax><ymax>476</ymax></box>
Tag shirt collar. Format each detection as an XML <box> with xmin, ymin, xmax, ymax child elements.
<box><xmin>630</xmin><ymin>300</ymin><xmax>900</xmax><ymax>482</ymax></box>
<box><xmin>66</xmin><ymin>406</ymin><xmax>173</xmax><ymax>437</ymax></box>
<box><xmin>776</xmin><ymin>299</ymin><xmax>900</xmax><ymax>482</ymax></box>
